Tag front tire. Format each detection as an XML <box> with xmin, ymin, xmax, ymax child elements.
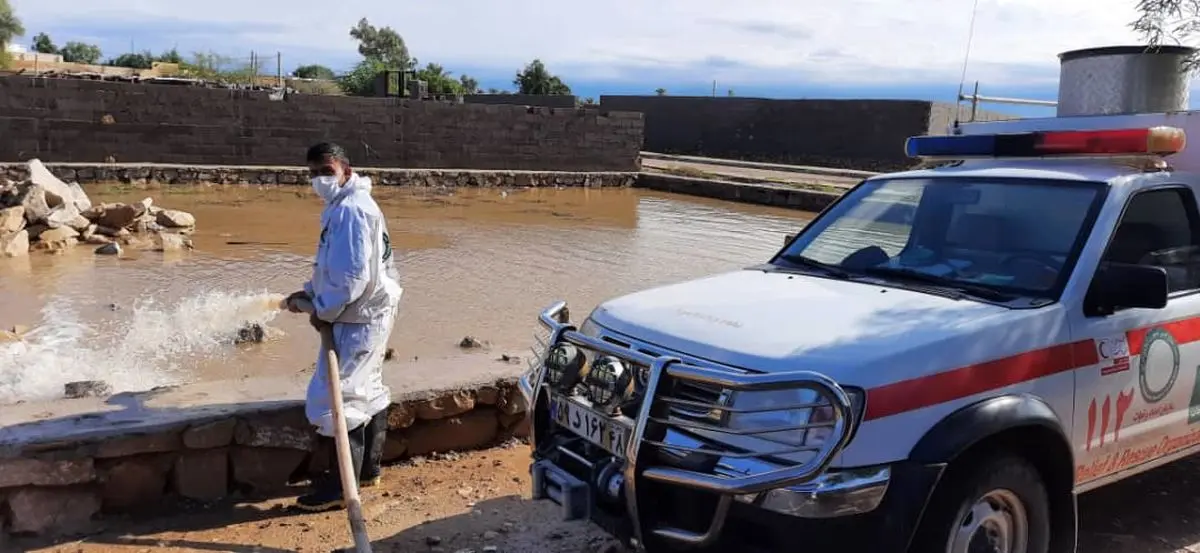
<box><xmin>912</xmin><ymin>453</ymin><xmax>1051</xmax><ymax>553</ymax></box>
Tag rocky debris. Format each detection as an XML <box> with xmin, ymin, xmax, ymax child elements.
<box><xmin>156</xmin><ymin>209</ymin><xmax>195</xmax><ymax>228</ymax></box>
<box><xmin>154</xmin><ymin>231</ymin><xmax>193</xmax><ymax>252</ymax></box>
<box><xmin>416</xmin><ymin>390</ymin><xmax>476</xmax><ymax>420</ymax></box>
<box><xmin>233</xmin><ymin>322</ymin><xmax>266</xmax><ymax>344</ymax></box>
<box><xmin>459</xmin><ymin>336</ymin><xmax>485</xmax><ymax>349</ymax></box>
<box><xmin>0</xmin><ymin>159</ymin><xmax>197</xmax><ymax>256</ymax></box>
<box><xmin>0</xmin><ymin>205</ymin><xmax>23</xmax><ymax>233</ymax></box>
<box><xmin>63</xmin><ymin>380</ymin><xmax>112</xmax><ymax>399</ymax></box>
<box><xmin>0</xmin><ymin>229</ymin><xmax>28</xmax><ymax>258</ymax></box>
<box><xmin>93</xmin><ymin>242</ymin><xmax>120</xmax><ymax>255</ymax></box>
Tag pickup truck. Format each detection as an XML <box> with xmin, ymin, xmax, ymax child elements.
<box><xmin>518</xmin><ymin>116</ymin><xmax>1200</xmax><ymax>553</ymax></box>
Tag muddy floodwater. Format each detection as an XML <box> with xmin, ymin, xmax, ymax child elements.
<box><xmin>0</xmin><ymin>184</ymin><xmax>816</xmax><ymax>403</ymax></box>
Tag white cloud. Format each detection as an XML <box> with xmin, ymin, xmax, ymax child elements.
<box><xmin>12</xmin><ymin>0</ymin><xmax>1152</xmax><ymax>86</ymax></box>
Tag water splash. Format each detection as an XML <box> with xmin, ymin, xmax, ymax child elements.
<box><xmin>0</xmin><ymin>290</ymin><xmax>286</xmax><ymax>404</ymax></box>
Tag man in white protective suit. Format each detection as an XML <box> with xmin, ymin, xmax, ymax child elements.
<box><xmin>284</xmin><ymin>142</ymin><xmax>403</xmax><ymax>512</ymax></box>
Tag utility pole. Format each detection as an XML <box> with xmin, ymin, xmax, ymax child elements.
<box><xmin>712</xmin><ymin>80</ymin><xmax>716</xmax><ymax>97</ymax></box>
<box><xmin>277</xmin><ymin>52</ymin><xmax>283</xmax><ymax>87</ymax></box>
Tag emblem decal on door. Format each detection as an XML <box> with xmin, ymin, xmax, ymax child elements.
<box><xmin>1096</xmin><ymin>335</ymin><xmax>1131</xmax><ymax>376</ymax></box>
<box><xmin>1138</xmin><ymin>327</ymin><xmax>1179</xmax><ymax>404</ymax></box>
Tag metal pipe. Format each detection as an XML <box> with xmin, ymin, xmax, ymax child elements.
<box><xmin>958</xmin><ymin>92</ymin><xmax>1059</xmax><ymax>107</ymax></box>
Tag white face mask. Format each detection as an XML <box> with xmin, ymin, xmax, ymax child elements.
<box><xmin>311</xmin><ymin>175</ymin><xmax>341</xmax><ymax>202</ymax></box>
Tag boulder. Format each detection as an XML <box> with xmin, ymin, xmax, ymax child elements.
<box><xmin>99</xmin><ymin>454</ymin><xmax>174</xmax><ymax>510</ymax></box>
<box><xmin>94</xmin><ymin>429</ymin><xmax>182</xmax><ymax>459</ymax></box>
<box><xmin>156</xmin><ymin>209</ymin><xmax>196</xmax><ymax>228</ymax></box>
<box><xmin>174</xmin><ymin>448</ymin><xmax>229</xmax><ymax>502</ymax></box>
<box><xmin>405</xmin><ymin>410</ymin><xmax>499</xmax><ymax>457</ymax></box>
<box><xmin>18</xmin><ymin>184</ymin><xmax>53</xmax><ymax>224</ymax></box>
<box><xmin>0</xmin><ymin>206</ymin><xmax>24</xmax><ymax>233</ymax></box>
<box><xmin>95</xmin><ymin>203</ymin><xmax>143</xmax><ymax>229</ymax></box>
<box><xmin>387</xmin><ymin>402</ymin><xmax>417</xmax><ymax>429</ymax></box>
<box><xmin>182</xmin><ymin>419</ymin><xmax>237</xmax><ymax>449</ymax></box>
<box><xmin>27</xmin><ymin>159</ymin><xmax>73</xmax><ymax>208</ymax></box>
<box><xmin>93</xmin><ymin>242</ymin><xmax>119</xmax><ymax>255</ymax></box>
<box><xmin>66</xmin><ymin>182</ymin><xmax>92</xmax><ymax>212</ymax></box>
<box><xmin>34</xmin><ymin>226</ymin><xmax>79</xmax><ymax>251</ymax></box>
<box><xmin>415</xmin><ymin>390</ymin><xmax>476</xmax><ymax>420</ymax></box>
<box><xmin>382</xmin><ymin>432</ymin><xmax>408</xmax><ymax>462</ymax></box>
<box><xmin>234</xmin><ymin>408</ymin><xmax>315</xmax><ymax>450</ymax></box>
<box><xmin>44</xmin><ymin>204</ymin><xmax>82</xmax><ymax>230</ymax></box>
<box><xmin>7</xmin><ymin>487</ymin><xmax>100</xmax><ymax>535</ymax></box>
<box><xmin>230</xmin><ymin>447</ymin><xmax>307</xmax><ymax>494</ymax></box>
<box><xmin>0</xmin><ymin>230</ymin><xmax>29</xmax><ymax>258</ymax></box>
<box><xmin>63</xmin><ymin>380</ymin><xmax>112</xmax><ymax>399</ymax></box>
<box><xmin>0</xmin><ymin>457</ymin><xmax>95</xmax><ymax>488</ymax></box>
<box><xmin>154</xmin><ymin>232</ymin><xmax>190</xmax><ymax>252</ymax></box>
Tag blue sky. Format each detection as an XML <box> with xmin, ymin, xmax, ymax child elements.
<box><xmin>8</xmin><ymin>0</ymin><xmax>1191</xmax><ymax>118</ymax></box>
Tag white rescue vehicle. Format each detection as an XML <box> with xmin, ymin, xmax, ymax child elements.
<box><xmin>518</xmin><ymin>45</ymin><xmax>1200</xmax><ymax>553</ymax></box>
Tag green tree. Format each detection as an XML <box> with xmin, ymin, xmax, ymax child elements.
<box><xmin>31</xmin><ymin>32</ymin><xmax>54</xmax><ymax>54</ymax></box>
<box><xmin>338</xmin><ymin>58</ymin><xmax>387</xmax><ymax>96</ymax></box>
<box><xmin>655</xmin><ymin>87</ymin><xmax>667</xmax><ymax>96</ymax></box>
<box><xmin>349</xmin><ymin>18</ymin><xmax>413</xmax><ymax>69</ymax></box>
<box><xmin>59</xmin><ymin>41</ymin><xmax>102</xmax><ymax>64</ymax></box>
<box><xmin>156</xmin><ymin>48</ymin><xmax>184</xmax><ymax>64</ymax></box>
<box><xmin>0</xmin><ymin>0</ymin><xmax>22</xmax><ymax>68</ymax></box>
<box><xmin>293</xmin><ymin>64</ymin><xmax>336</xmax><ymax>80</ymax></box>
<box><xmin>513</xmin><ymin>59</ymin><xmax>572</xmax><ymax>95</ymax></box>
<box><xmin>459</xmin><ymin>74</ymin><xmax>480</xmax><ymax>94</ymax></box>
<box><xmin>108</xmin><ymin>50</ymin><xmax>155</xmax><ymax>69</ymax></box>
<box><xmin>486</xmin><ymin>87</ymin><xmax>511</xmax><ymax>95</ymax></box>
<box><xmin>415</xmin><ymin>62</ymin><xmax>464</xmax><ymax>95</ymax></box>
<box><xmin>1133</xmin><ymin>0</ymin><xmax>1200</xmax><ymax>67</ymax></box>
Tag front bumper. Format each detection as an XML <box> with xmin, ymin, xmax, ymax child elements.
<box><xmin>525</xmin><ymin>301</ymin><xmax>904</xmax><ymax>551</ymax></box>
<box><xmin>532</xmin><ymin>451</ymin><xmax>942</xmax><ymax>553</ymax></box>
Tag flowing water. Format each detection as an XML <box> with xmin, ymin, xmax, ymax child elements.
<box><xmin>0</xmin><ymin>184</ymin><xmax>817</xmax><ymax>404</ymax></box>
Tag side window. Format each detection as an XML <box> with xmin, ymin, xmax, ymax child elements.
<box><xmin>1102</xmin><ymin>187</ymin><xmax>1200</xmax><ymax>294</ymax></box>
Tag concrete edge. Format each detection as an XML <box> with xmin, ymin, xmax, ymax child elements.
<box><xmin>638</xmin><ymin>151</ymin><xmax>880</xmax><ymax>179</ymax></box>
<box><xmin>635</xmin><ymin>171</ymin><xmax>842</xmax><ymax>213</ymax></box>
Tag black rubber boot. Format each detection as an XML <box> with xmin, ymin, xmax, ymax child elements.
<box><xmin>359</xmin><ymin>410</ymin><xmax>388</xmax><ymax>488</ymax></box>
<box><xmin>293</xmin><ymin>422</ymin><xmax>368</xmax><ymax>512</ymax></box>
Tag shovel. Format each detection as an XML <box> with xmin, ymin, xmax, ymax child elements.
<box><xmin>281</xmin><ymin>296</ymin><xmax>373</xmax><ymax>553</ymax></box>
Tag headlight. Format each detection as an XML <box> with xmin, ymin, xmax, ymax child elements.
<box><xmin>578</xmin><ymin>317</ymin><xmax>602</xmax><ymax>337</ymax></box>
<box><xmin>583</xmin><ymin>354</ymin><xmax>634</xmax><ymax>412</ymax></box>
<box><xmin>545</xmin><ymin>343</ymin><xmax>587</xmax><ymax>391</ymax></box>
<box><xmin>726</xmin><ymin>388</ymin><xmax>863</xmax><ymax>449</ymax></box>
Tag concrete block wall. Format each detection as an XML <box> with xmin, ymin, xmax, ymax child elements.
<box><xmin>599</xmin><ymin>95</ymin><xmax>1018</xmax><ymax>172</ymax></box>
<box><xmin>0</xmin><ymin>77</ymin><xmax>643</xmax><ymax>171</ymax></box>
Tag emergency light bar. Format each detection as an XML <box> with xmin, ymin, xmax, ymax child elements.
<box><xmin>904</xmin><ymin>126</ymin><xmax>1186</xmax><ymax>159</ymax></box>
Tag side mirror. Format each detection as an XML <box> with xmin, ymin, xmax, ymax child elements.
<box><xmin>1084</xmin><ymin>263</ymin><xmax>1169</xmax><ymax>317</ymax></box>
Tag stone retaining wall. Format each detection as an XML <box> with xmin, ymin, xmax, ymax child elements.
<box><xmin>0</xmin><ymin>380</ymin><xmax>529</xmax><ymax>539</ymax></box>
<box><xmin>0</xmin><ymin>76</ymin><xmax>643</xmax><ymax>172</ymax></box>
<box><xmin>0</xmin><ymin>163</ymin><xmax>639</xmax><ymax>188</ymax></box>
<box><xmin>635</xmin><ymin>172</ymin><xmax>841</xmax><ymax>212</ymax></box>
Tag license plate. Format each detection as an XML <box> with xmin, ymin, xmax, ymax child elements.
<box><xmin>549</xmin><ymin>394</ymin><xmax>631</xmax><ymax>457</ymax></box>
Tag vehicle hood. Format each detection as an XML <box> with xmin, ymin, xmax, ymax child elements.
<box><xmin>588</xmin><ymin>269</ymin><xmax>1055</xmax><ymax>388</ymax></box>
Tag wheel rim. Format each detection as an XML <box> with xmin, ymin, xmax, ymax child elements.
<box><xmin>946</xmin><ymin>489</ymin><xmax>1029</xmax><ymax>553</ymax></box>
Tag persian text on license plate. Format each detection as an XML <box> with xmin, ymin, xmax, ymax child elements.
<box><xmin>549</xmin><ymin>395</ymin><xmax>631</xmax><ymax>457</ymax></box>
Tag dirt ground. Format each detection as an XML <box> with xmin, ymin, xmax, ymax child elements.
<box><xmin>13</xmin><ymin>440</ymin><xmax>1200</xmax><ymax>553</ymax></box>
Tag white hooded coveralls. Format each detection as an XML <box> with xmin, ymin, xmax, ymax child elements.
<box><xmin>303</xmin><ymin>173</ymin><xmax>403</xmax><ymax>437</ymax></box>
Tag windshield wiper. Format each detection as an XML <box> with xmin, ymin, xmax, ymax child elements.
<box><xmin>776</xmin><ymin>254</ymin><xmax>851</xmax><ymax>279</ymax></box>
<box><xmin>858</xmin><ymin>266</ymin><xmax>1016</xmax><ymax>301</ymax></box>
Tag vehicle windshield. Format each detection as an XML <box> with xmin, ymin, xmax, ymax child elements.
<box><xmin>773</xmin><ymin>176</ymin><xmax>1107</xmax><ymax>299</ymax></box>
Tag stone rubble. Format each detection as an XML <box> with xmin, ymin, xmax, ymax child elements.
<box><xmin>0</xmin><ymin>159</ymin><xmax>198</xmax><ymax>258</ymax></box>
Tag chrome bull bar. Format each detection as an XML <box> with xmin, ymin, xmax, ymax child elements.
<box><xmin>530</xmin><ymin>301</ymin><xmax>857</xmax><ymax>549</ymax></box>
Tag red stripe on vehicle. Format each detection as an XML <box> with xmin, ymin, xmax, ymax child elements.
<box><xmin>863</xmin><ymin>339</ymin><xmax>1095</xmax><ymax>421</ymax></box>
<box><xmin>863</xmin><ymin>315</ymin><xmax>1200</xmax><ymax>422</ymax></box>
